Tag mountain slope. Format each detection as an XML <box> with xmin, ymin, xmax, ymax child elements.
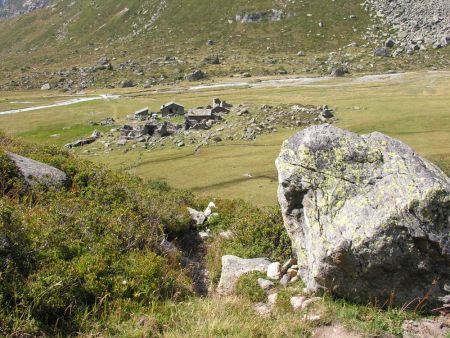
<box><xmin>0</xmin><ymin>0</ymin><xmax>448</xmax><ymax>90</ymax></box>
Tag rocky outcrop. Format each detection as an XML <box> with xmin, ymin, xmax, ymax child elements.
<box><xmin>0</xmin><ymin>0</ymin><xmax>52</xmax><ymax>20</ymax></box>
<box><xmin>217</xmin><ymin>255</ymin><xmax>271</xmax><ymax>295</ymax></box>
<box><xmin>276</xmin><ymin>125</ymin><xmax>450</xmax><ymax>309</ymax></box>
<box><xmin>6</xmin><ymin>152</ymin><xmax>69</xmax><ymax>188</ymax></box>
<box><xmin>235</xmin><ymin>9</ymin><xmax>283</xmax><ymax>23</ymax></box>
<box><xmin>185</xmin><ymin>70</ymin><xmax>206</xmax><ymax>81</ymax></box>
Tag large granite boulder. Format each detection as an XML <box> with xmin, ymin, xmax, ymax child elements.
<box><xmin>275</xmin><ymin>125</ymin><xmax>450</xmax><ymax>309</ymax></box>
<box><xmin>7</xmin><ymin>152</ymin><xmax>69</xmax><ymax>188</ymax></box>
<box><xmin>217</xmin><ymin>255</ymin><xmax>271</xmax><ymax>295</ymax></box>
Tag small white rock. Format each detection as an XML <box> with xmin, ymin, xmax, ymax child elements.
<box><xmin>267</xmin><ymin>262</ymin><xmax>281</xmax><ymax>279</ymax></box>
<box><xmin>253</xmin><ymin>302</ymin><xmax>271</xmax><ymax>317</ymax></box>
<box><xmin>301</xmin><ymin>297</ymin><xmax>322</xmax><ymax>310</ymax></box>
<box><xmin>268</xmin><ymin>293</ymin><xmax>278</xmax><ymax>306</ymax></box>
<box><xmin>304</xmin><ymin>314</ymin><xmax>322</xmax><ymax>323</ymax></box>
<box><xmin>290</xmin><ymin>296</ymin><xmax>306</xmax><ymax>311</ymax></box>
<box><xmin>290</xmin><ymin>276</ymin><xmax>299</xmax><ymax>284</ymax></box>
<box><xmin>257</xmin><ymin>278</ymin><xmax>274</xmax><ymax>290</ymax></box>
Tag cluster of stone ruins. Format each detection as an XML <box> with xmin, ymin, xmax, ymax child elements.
<box><xmin>65</xmin><ymin>97</ymin><xmax>233</xmax><ymax>148</ymax></box>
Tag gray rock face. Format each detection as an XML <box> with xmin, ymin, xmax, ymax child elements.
<box><xmin>185</xmin><ymin>70</ymin><xmax>206</xmax><ymax>81</ymax></box>
<box><xmin>330</xmin><ymin>67</ymin><xmax>348</xmax><ymax>77</ymax></box>
<box><xmin>364</xmin><ymin>0</ymin><xmax>450</xmax><ymax>49</ymax></box>
<box><xmin>276</xmin><ymin>125</ymin><xmax>450</xmax><ymax>309</ymax></box>
<box><xmin>373</xmin><ymin>47</ymin><xmax>390</xmax><ymax>57</ymax></box>
<box><xmin>7</xmin><ymin>152</ymin><xmax>69</xmax><ymax>188</ymax></box>
<box><xmin>0</xmin><ymin>0</ymin><xmax>51</xmax><ymax>20</ymax></box>
<box><xmin>236</xmin><ymin>9</ymin><xmax>283</xmax><ymax>23</ymax></box>
<box><xmin>217</xmin><ymin>255</ymin><xmax>271</xmax><ymax>295</ymax></box>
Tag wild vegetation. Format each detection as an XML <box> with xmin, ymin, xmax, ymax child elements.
<box><xmin>1</xmin><ymin>133</ymin><xmax>431</xmax><ymax>337</ymax></box>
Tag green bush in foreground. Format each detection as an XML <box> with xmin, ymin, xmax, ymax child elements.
<box><xmin>235</xmin><ymin>272</ymin><xmax>266</xmax><ymax>303</ymax></box>
<box><xmin>0</xmin><ymin>134</ymin><xmax>195</xmax><ymax>335</ymax></box>
<box><xmin>205</xmin><ymin>199</ymin><xmax>292</xmax><ymax>284</ymax></box>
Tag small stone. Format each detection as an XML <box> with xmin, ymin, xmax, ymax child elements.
<box><xmin>279</xmin><ymin>274</ymin><xmax>290</xmax><ymax>287</ymax></box>
<box><xmin>301</xmin><ymin>297</ymin><xmax>322</xmax><ymax>310</ymax></box>
<box><xmin>290</xmin><ymin>296</ymin><xmax>306</xmax><ymax>311</ymax></box>
<box><xmin>385</xmin><ymin>37</ymin><xmax>395</xmax><ymax>48</ymax></box>
<box><xmin>290</xmin><ymin>276</ymin><xmax>299</xmax><ymax>284</ymax></box>
<box><xmin>287</xmin><ymin>268</ymin><xmax>298</xmax><ymax>278</ymax></box>
<box><xmin>304</xmin><ymin>314</ymin><xmax>322</xmax><ymax>323</ymax></box>
<box><xmin>268</xmin><ymin>293</ymin><xmax>278</xmax><ymax>306</ymax></box>
<box><xmin>91</xmin><ymin>130</ymin><xmax>101</xmax><ymax>139</ymax></box>
<box><xmin>267</xmin><ymin>262</ymin><xmax>281</xmax><ymax>279</ymax></box>
<box><xmin>258</xmin><ymin>278</ymin><xmax>274</xmax><ymax>290</ymax></box>
<box><xmin>281</xmin><ymin>257</ymin><xmax>297</xmax><ymax>274</ymax></box>
<box><xmin>218</xmin><ymin>230</ymin><xmax>233</xmax><ymax>239</ymax></box>
<box><xmin>187</xmin><ymin>207</ymin><xmax>206</xmax><ymax>225</ymax></box>
<box><xmin>253</xmin><ymin>302</ymin><xmax>271</xmax><ymax>317</ymax></box>
<box><xmin>373</xmin><ymin>47</ymin><xmax>389</xmax><ymax>57</ymax></box>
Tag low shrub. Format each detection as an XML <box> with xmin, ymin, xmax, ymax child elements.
<box><xmin>235</xmin><ymin>272</ymin><xmax>266</xmax><ymax>302</ymax></box>
<box><xmin>206</xmin><ymin>199</ymin><xmax>292</xmax><ymax>284</ymax></box>
<box><xmin>0</xmin><ymin>134</ymin><xmax>195</xmax><ymax>335</ymax></box>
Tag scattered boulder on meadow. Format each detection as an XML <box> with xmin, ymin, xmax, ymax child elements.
<box><xmin>373</xmin><ymin>47</ymin><xmax>390</xmax><ymax>57</ymax></box>
<box><xmin>330</xmin><ymin>67</ymin><xmax>348</xmax><ymax>77</ymax></box>
<box><xmin>6</xmin><ymin>152</ymin><xmax>69</xmax><ymax>188</ymax></box>
<box><xmin>276</xmin><ymin>124</ymin><xmax>450</xmax><ymax>309</ymax></box>
<box><xmin>217</xmin><ymin>255</ymin><xmax>271</xmax><ymax>295</ymax></box>
<box><xmin>91</xmin><ymin>130</ymin><xmax>101</xmax><ymax>139</ymax></box>
<box><xmin>119</xmin><ymin>80</ymin><xmax>134</xmax><ymax>88</ymax></box>
<box><xmin>64</xmin><ymin>137</ymin><xmax>96</xmax><ymax>149</ymax></box>
<box><xmin>40</xmin><ymin>83</ymin><xmax>51</xmax><ymax>90</ymax></box>
<box><xmin>185</xmin><ymin>70</ymin><xmax>206</xmax><ymax>81</ymax></box>
<box><xmin>95</xmin><ymin>56</ymin><xmax>113</xmax><ymax>71</ymax></box>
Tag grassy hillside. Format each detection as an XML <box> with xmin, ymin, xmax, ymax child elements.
<box><xmin>0</xmin><ymin>134</ymin><xmax>425</xmax><ymax>337</ymax></box>
<box><xmin>0</xmin><ymin>0</ymin><xmax>448</xmax><ymax>89</ymax></box>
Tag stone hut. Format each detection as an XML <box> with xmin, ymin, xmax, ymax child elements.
<box><xmin>186</xmin><ymin>108</ymin><xmax>217</xmax><ymax>123</ymax></box>
<box><xmin>134</xmin><ymin>107</ymin><xmax>150</xmax><ymax>119</ymax></box>
<box><xmin>160</xmin><ymin>102</ymin><xmax>185</xmax><ymax>116</ymax></box>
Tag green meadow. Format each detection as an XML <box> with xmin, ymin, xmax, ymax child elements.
<box><xmin>0</xmin><ymin>71</ymin><xmax>449</xmax><ymax>205</ymax></box>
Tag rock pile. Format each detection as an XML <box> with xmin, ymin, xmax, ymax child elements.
<box><xmin>364</xmin><ymin>0</ymin><xmax>450</xmax><ymax>51</ymax></box>
<box><xmin>235</xmin><ymin>9</ymin><xmax>284</xmax><ymax>23</ymax></box>
<box><xmin>276</xmin><ymin>125</ymin><xmax>450</xmax><ymax>310</ymax></box>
